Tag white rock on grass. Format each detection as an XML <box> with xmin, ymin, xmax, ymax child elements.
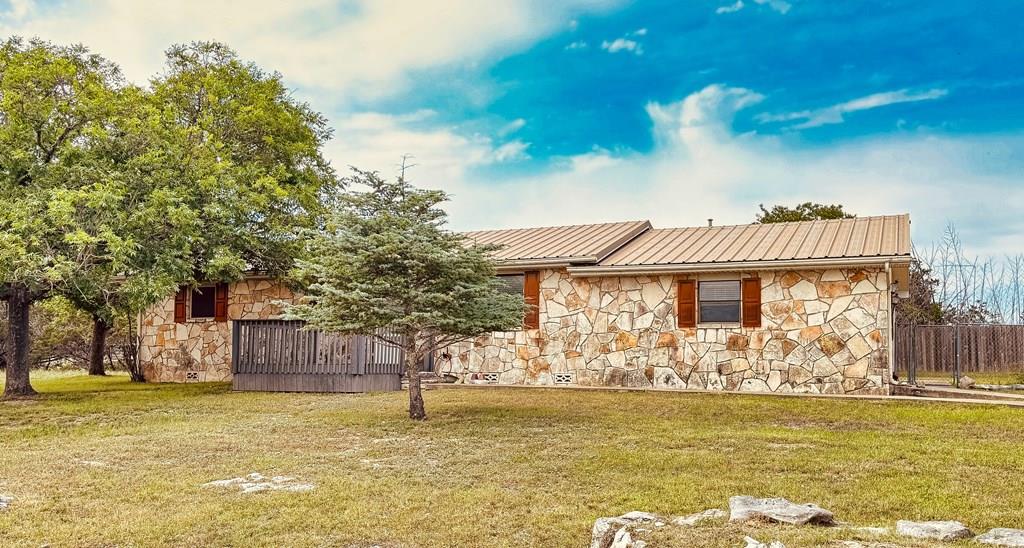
<box><xmin>202</xmin><ymin>472</ymin><xmax>314</xmax><ymax>494</ymax></box>
<box><xmin>977</xmin><ymin>528</ymin><xmax>1024</xmax><ymax>546</ymax></box>
<box><xmin>895</xmin><ymin>520</ymin><xmax>973</xmax><ymax>541</ymax></box>
<box><xmin>729</xmin><ymin>496</ymin><xmax>835</xmax><ymax>526</ymax></box>
<box><xmin>744</xmin><ymin>536</ymin><xmax>785</xmax><ymax>548</ymax></box>
<box><xmin>0</xmin><ymin>495</ymin><xmax>12</xmax><ymax>510</ymax></box>
<box><xmin>590</xmin><ymin>512</ymin><xmax>665</xmax><ymax>548</ymax></box>
<box><xmin>672</xmin><ymin>508</ymin><xmax>727</xmax><ymax>526</ymax></box>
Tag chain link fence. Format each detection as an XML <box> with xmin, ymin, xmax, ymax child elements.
<box><xmin>895</xmin><ymin>324</ymin><xmax>1024</xmax><ymax>388</ymax></box>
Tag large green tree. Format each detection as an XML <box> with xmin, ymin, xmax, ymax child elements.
<box><xmin>283</xmin><ymin>169</ymin><xmax>526</xmax><ymax>420</ymax></box>
<box><xmin>64</xmin><ymin>41</ymin><xmax>339</xmax><ymax>380</ymax></box>
<box><xmin>0</xmin><ymin>38</ymin><xmax>128</xmax><ymax>396</ymax></box>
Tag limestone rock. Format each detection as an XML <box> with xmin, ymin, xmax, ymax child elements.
<box><xmin>203</xmin><ymin>472</ymin><xmax>315</xmax><ymax>494</ymax></box>
<box><xmin>976</xmin><ymin>528</ymin><xmax>1024</xmax><ymax>546</ymax></box>
<box><xmin>672</xmin><ymin>508</ymin><xmax>727</xmax><ymax>526</ymax></box>
<box><xmin>744</xmin><ymin>536</ymin><xmax>785</xmax><ymax>548</ymax></box>
<box><xmin>590</xmin><ymin>512</ymin><xmax>665</xmax><ymax>548</ymax></box>
<box><xmin>729</xmin><ymin>496</ymin><xmax>835</xmax><ymax>526</ymax></box>
<box><xmin>958</xmin><ymin>375</ymin><xmax>976</xmax><ymax>389</ymax></box>
<box><xmin>895</xmin><ymin>520</ymin><xmax>972</xmax><ymax>541</ymax></box>
<box><xmin>0</xmin><ymin>495</ymin><xmax>12</xmax><ymax>510</ymax></box>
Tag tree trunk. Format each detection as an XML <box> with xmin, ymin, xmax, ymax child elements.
<box><xmin>3</xmin><ymin>285</ymin><xmax>37</xmax><ymax>398</ymax></box>
<box><xmin>88</xmin><ymin>315</ymin><xmax>108</xmax><ymax>376</ymax></box>
<box><xmin>405</xmin><ymin>344</ymin><xmax>426</xmax><ymax>421</ymax></box>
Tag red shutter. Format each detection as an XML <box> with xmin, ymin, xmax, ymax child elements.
<box><xmin>214</xmin><ymin>283</ymin><xmax>229</xmax><ymax>322</ymax></box>
<box><xmin>677</xmin><ymin>279</ymin><xmax>696</xmax><ymax>328</ymax></box>
<box><xmin>523</xmin><ymin>271</ymin><xmax>540</xmax><ymax>330</ymax></box>
<box><xmin>173</xmin><ymin>288</ymin><xmax>187</xmax><ymax>323</ymax></box>
<box><xmin>742</xmin><ymin>277</ymin><xmax>761</xmax><ymax>328</ymax></box>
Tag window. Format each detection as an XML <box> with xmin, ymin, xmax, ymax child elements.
<box><xmin>497</xmin><ymin>274</ymin><xmax>525</xmax><ymax>295</ymax></box>
<box><xmin>190</xmin><ymin>286</ymin><xmax>216</xmax><ymax>319</ymax></box>
<box><xmin>698</xmin><ymin>280</ymin><xmax>741</xmax><ymax>323</ymax></box>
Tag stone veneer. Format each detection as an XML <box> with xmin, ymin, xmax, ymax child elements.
<box><xmin>439</xmin><ymin>268</ymin><xmax>893</xmax><ymax>395</ymax></box>
<box><xmin>139</xmin><ymin>279</ymin><xmax>298</xmax><ymax>382</ymax></box>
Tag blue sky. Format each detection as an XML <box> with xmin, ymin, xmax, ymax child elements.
<box><xmin>3</xmin><ymin>0</ymin><xmax>1022</xmax><ymax>255</ymax></box>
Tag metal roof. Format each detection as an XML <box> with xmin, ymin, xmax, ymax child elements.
<box><xmin>463</xmin><ymin>220</ymin><xmax>651</xmax><ymax>265</ymax></box>
<box><xmin>595</xmin><ymin>214</ymin><xmax>911</xmax><ymax>268</ymax></box>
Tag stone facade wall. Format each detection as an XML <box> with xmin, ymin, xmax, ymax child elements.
<box><xmin>139</xmin><ymin>279</ymin><xmax>298</xmax><ymax>382</ymax></box>
<box><xmin>439</xmin><ymin>268</ymin><xmax>892</xmax><ymax>395</ymax></box>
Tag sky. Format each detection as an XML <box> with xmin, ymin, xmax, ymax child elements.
<box><xmin>2</xmin><ymin>0</ymin><xmax>1022</xmax><ymax>256</ymax></box>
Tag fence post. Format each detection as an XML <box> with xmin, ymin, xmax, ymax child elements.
<box><xmin>909</xmin><ymin>323</ymin><xmax>917</xmax><ymax>385</ymax></box>
<box><xmin>231</xmin><ymin>320</ymin><xmax>240</xmax><ymax>375</ymax></box>
<box><xmin>951</xmin><ymin>324</ymin><xmax>956</xmax><ymax>386</ymax></box>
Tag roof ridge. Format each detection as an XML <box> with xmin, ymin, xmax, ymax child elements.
<box><xmin>463</xmin><ymin>219</ymin><xmax>649</xmax><ymax>234</ymax></box>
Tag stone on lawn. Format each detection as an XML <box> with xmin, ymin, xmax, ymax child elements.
<box><xmin>895</xmin><ymin>520</ymin><xmax>973</xmax><ymax>541</ymax></box>
<box><xmin>958</xmin><ymin>375</ymin><xmax>976</xmax><ymax>388</ymax></box>
<box><xmin>729</xmin><ymin>496</ymin><xmax>835</xmax><ymax>526</ymax></box>
<box><xmin>976</xmin><ymin>528</ymin><xmax>1024</xmax><ymax>546</ymax></box>
<box><xmin>590</xmin><ymin>512</ymin><xmax>666</xmax><ymax>548</ymax></box>
<box><xmin>202</xmin><ymin>472</ymin><xmax>314</xmax><ymax>494</ymax></box>
<box><xmin>672</xmin><ymin>508</ymin><xmax>727</xmax><ymax>526</ymax></box>
<box><xmin>0</xmin><ymin>495</ymin><xmax>12</xmax><ymax>510</ymax></box>
<box><xmin>744</xmin><ymin>536</ymin><xmax>785</xmax><ymax>548</ymax></box>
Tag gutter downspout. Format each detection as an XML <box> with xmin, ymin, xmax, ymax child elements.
<box><xmin>885</xmin><ymin>261</ymin><xmax>895</xmax><ymax>395</ymax></box>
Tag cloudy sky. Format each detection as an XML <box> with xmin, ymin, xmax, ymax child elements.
<box><xmin>3</xmin><ymin>0</ymin><xmax>1022</xmax><ymax>255</ymax></box>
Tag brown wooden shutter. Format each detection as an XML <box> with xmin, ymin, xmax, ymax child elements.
<box><xmin>523</xmin><ymin>271</ymin><xmax>540</xmax><ymax>329</ymax></box>
<box><xmin>677</xmin><ymin>279</ymin><xmax>696</xmax><ymax>328</ymax></box>
<box><xmin>173</xmin><ymin>288</ymin><xmax>187</xmax><ymax>323</ymax></box>
<box><xmin>741</xmin><ymin>277</ymin><xmax>761</xmax><ymax>328</ymax></box>
<box><xmin>214</xmin><ymin>283</ymin><xmax>229</xmax><ymax>322</ymax></box>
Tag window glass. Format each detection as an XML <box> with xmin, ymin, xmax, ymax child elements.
<box><xmin>699</xmin><ymin>280</ymin><xmax>740</xmax><ymax>323</ymax></box>
<box><xmin>497</xmin><ymin>274</ymin><xmax>525</xmax><ymax>296</ymax></box>
<box><xmin>191</xmin><ymin>286</ymin><xmax>216</xmax><ymax>319</ymax></box>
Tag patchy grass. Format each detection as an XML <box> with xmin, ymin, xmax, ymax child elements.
<box><xmin>2</xmin><ymin>374</ymin><xmax>1023</xmax><ymax>547</ymax></box>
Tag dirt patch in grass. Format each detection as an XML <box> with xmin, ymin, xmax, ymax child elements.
<box><xmin>1</xmin><ymin>373</ymin><xmax>1023</xmax><ymax>546</ymax></box>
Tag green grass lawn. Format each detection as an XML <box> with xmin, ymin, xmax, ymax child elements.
<box><xmin>2</xmin><ymin>373</ymin><xmax>1024</xmax><ymax>547</ymax></box>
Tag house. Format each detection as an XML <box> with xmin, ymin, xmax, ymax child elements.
<box><xmin>139</xmin><ymin>214</ymin><xmax>912</xmax><ymax>395</ymax></box>
<box><xmin>439</xmin><ymin>215</ymin><xmax>911</xmax><ymax>395</ymax></box>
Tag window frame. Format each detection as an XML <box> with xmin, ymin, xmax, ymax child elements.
<box><xmin>697</xmin><ymin>278</ymin><xmax>742</xmax><ymax>325</ymax></box>
<box><xmin>189</xmin><ymin>285</ymin><xmax>217</xmax><ymax>320</ymax></box>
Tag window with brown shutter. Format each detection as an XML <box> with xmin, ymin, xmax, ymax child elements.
<box><xmin>677</xmin><ymin>279</ymin><xmax>696</xmax><ymax>328</ymax></box>
<box><xmin>523</xmin><ymin>271</ymin><xmax>540</xmax><ymax>329</ymax></box>
<box><xmin>214</xmin><ymin>283</ymin><xmax>229</xmax><ymax>322</ymax></box>
<box><xmin>173</xmin><ymin>288</ymin><xmax>187</xmax><ymax>323</ymax></box>
<box><xmin>741</xmin><ymin>277</ymin><xmax>762</xmax><ymax>328</ymax></box>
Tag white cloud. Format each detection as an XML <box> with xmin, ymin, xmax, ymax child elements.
<box><xmin>333</xmin><ymin>85</ymin><xmax>1023</xmax><ymax>256</ymax></box>
<box><xmin>715</xmin><ymin>1</ymin><xmax>745</xmax><ymax>14</ymax></box>
<box><xmin>497</xmin><ymin>118</ymin><xmax>527</xmax><ymax>137</ymax></box>
<box><xmin>0</xmin><ymin>0</ymin><xmax>621</xmax><ymax>102</ymax></box>
<box><xmin>752</xmin><ymin>0</ymin><xmax>791</xmax><ymax>14</ymax></box>
<box><xmin>757</xmin><ymin>88</ymin><xmax>950</xmax><ymax>129</ymax></box>
<box><xmin>600</xmin><ymin>28</ymin><xmax>647</xmax><ymax>55</ymax></box>
<box><xmin>601</xmin><ymin>38</ymin><xmax>641</xmax><ymax>54</ymax></box>
<box><xmin>565</xmin><ymin>40</ymin><xmax>589</xmax><ymax>51</ymax></box>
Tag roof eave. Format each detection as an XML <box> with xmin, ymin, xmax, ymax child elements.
<box><xmin>567</xmin><ymin>255</ymin><xmax>913</xmax><ymax>277</ymax></box>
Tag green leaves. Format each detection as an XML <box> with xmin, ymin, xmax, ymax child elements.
<box><xmin>284</xmin><ymin>169</ymin><xmax>526</xmax><ymax>356</ymax></box>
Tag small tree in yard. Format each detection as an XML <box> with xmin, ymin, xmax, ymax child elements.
<box><xmin>283</xmin><ymin>169</ymin><xmax>526</xmax><ymax>420</ymax></box>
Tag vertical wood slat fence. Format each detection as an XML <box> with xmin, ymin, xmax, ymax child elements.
<box><xmin>231</xmin><ymin>320</ymin><xmax>409</xmax><ymax>392</ymax></box>
<box><xmin>894</xmin><ymin>324</ymin><xmax>1024</xmax><ymax>377</ymax></box>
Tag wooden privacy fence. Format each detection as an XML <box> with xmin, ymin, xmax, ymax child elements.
<box><xmin>231</xmin><ymin>320</ymin><xmax>411</xmax><ymax>392</ymax></box>
<box><xmin>894</xmin><ymin>324</ymin><xmax>1024</xmax><ymax>375</ymax></box>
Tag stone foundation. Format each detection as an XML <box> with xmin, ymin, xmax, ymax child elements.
<box><xmin>139</xmin><ymin>278</ymin><xmax>298</xmax><ymax>382</ymax></box>
<box><xmin>439</xmin><ymin>268</ymin><xmax>892</xmax><ymax>395</ymax></box>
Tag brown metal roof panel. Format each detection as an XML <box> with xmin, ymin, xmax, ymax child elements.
<box><xmin>693</xmin><ymin>225</ymin><xmax>741</xmax><ymax>262</ymax></box>
<box><xmin>793</xmin><ymin>220</ymin><xmax>826</xmax><ymax>258</ymax></box>
<box><xmin>861</xmin><ymin>216</ymin><xmax>884</xmax><ymax>256</ymax></box>
<box><xmin>730</xmin><ymin>223</ymin><xmax>773</xmax><ymax>262</ymax></box>
<box><xmin>778</xmin><ymin>221</ymin><xmax>814</xmax><ymax>260</ymax></box>
<box><xmin>673</xmin><ymin>225</ymin><xmax>724</xmax><ymax>263</ymax></box>
<box><xmin>764</xmin><ymin>222</ymin><xmax>799</xmax><ymax>260</ymax></box>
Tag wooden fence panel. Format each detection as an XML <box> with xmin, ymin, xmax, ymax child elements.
<box><xmin>895</xmin><ymin>324</ymin><xmax>1024</xmax><ymax>373</ymax></box>
<box><xmin>232</xmin><ymin>320</ymin><xmax>408</xmax><ymax>377</ymax></box>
